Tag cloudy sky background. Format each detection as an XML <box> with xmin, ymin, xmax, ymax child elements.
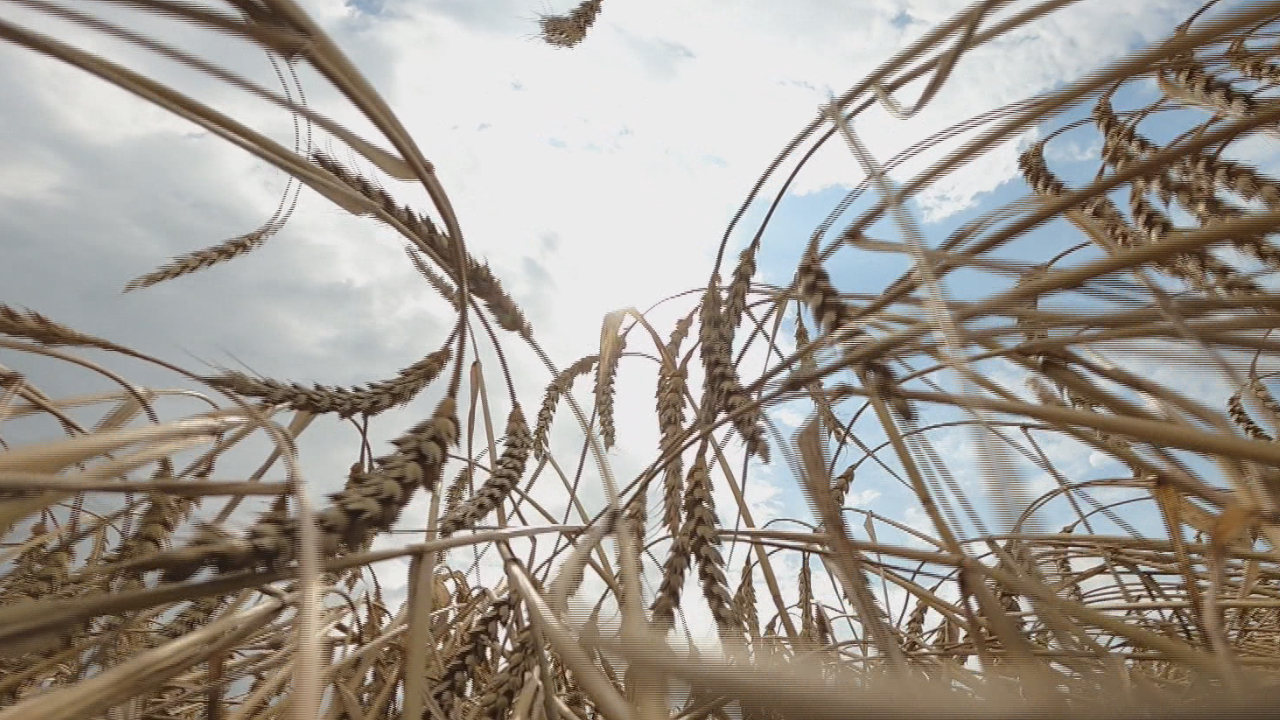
<box><xmin>3</xmin><ymin>0</ymin><xmax>1266</xmax><ymax>644</ymax></box>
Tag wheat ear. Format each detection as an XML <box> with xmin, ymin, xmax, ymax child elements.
<box><xmin>152</xmin><ymin>396</ymin><xmax>458</xmax><ymax>580</ymax></box>
<box><xmin>538</xmin><ymin>0</ymin><xmax>604</xmax><ymax>48</ymax></box>
<box><xmin>439</xmin><ymin>405</ymin><xmax>532</xmax><ymax>538</ymax></box>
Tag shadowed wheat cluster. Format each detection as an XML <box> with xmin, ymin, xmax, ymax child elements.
<box><xmin>5</xmin><ymin>0</ymin><xmax>1280</xmax><ymax>718</ymax></box>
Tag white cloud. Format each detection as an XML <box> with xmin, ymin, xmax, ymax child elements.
<box><xmin>0</xmin><ymin>156</ymin><xmax>63</xmax><ymax>203</ymax></box>
<box><xmin>771</xmin><ymin>407</ymin><xmax>805</xmax><ymax>430</ymax></box>
<box><xmin>1088</xmin><ymin>450</ymin><xmax>1114</xmax><ymax>469</ymax></box>
<box><xmin>847</xmin><ymin>487</ymin><xmax>882</xmax><ymax>507</ymax></box>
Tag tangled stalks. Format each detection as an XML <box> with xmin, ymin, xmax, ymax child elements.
<box><xmin>8</xmin><ymin>1</ymin><xmax>1280</xmax><ymax>719</ymax></box>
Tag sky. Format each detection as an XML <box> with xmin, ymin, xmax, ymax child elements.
<box><xmin>2</xmin><ymin>0</ymin><xmax>1267</xmax><ymax>649</ymax></box>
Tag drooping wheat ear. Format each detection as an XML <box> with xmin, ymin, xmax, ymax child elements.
<box><xmin>597</xmin><ymin>650</ymin><xmax>624</xmax><ymax>697</ymax></box>
<box><xmin>1020</xmin><ymin>142</ymin><xmax>1255</xmax><ymax>297</ymax></box>
<box><xmin>595</xmin><ymin>327</ymin><xmax>625</xmax><ymax>450</ymax></box>
<box><xmin>539</xmin><ymin>0</ymin><xmax>603</xmax><ymax>48</ymax></box>
<box><xmin>994</xmin><ymin>545</ymin><xmax>1025</xmax><ymax>636</ymax></box>
<box><xmin>1021</xmin><ymin>139</ymin><xmax>1127</xmax><ymax>249</ymax></box>
<box><xmin>560</xmin><ymin>657</ymin><xmax>590</xmax><ymax>719</ymax></box>
<box><xmin>1113</xmin><ymin>111</ymin><xmax>1280</xmax><ymax>276</ymax></box>
<box><xmin>31</xmin><ymin>542</ymin><xmax>71</xmax><ymax>599</ymax></box>
<box><xmin>405</xmin><ymin>244</ymin><xmax>461</xmax><ymax>309</ymax></box>
<box><xmin>149</xmin><ymin>522</ymin><xmax>229</xmax><ymax>586</ymax></box>
<box><xmin>576</xmin><ymin>611</ymin><xmax>605</xmax><ymax>666</ymax></box>
<box><xmin>721</xmin><ymin>379</ymin><xmax>768</xmax><ymax>461</ymax></box>
<box><xmin>794</xmin><ymin>312</ymin><xmax>817</xmax><ymax>374</ymax></box>
<box><xmin>830</xmin><ymin>464</ymin><xmax>855</xmax><ymax>510</ymax></box>
<box><xmin>1018</xmin><ymin>141</ymin><xmax>1069</xmax><ymax>196</ymax></box>
<box><xmin>684</xmin><ymin>452</ymin><xmax>742</xmax><ymax>641</ymax></box>
<box><xmin>1228</xmin><ymin>37</ymin><xmax>1280</xmax><ymax>83</ymax></box>
<box><xmin>4</xmin><ymin>534</ymin><xmax>95</xmax><ymax>681</ymax></box>
<box><xmin>1055</xmin><ymin>542</ymin><xmax>1083</xmax><ymax>604</ymax></box>
<box><xmin>798</xmin><ymin>553</ymin><xmax>816</xmax><ymax>646</ymax></box>
<box><xmin>1093</xmin><ymin>97</ymin><xmax>1163</xmax><ymax>176</ymax></box>
<box><xmin>1251</xmin><ymin>378</ymin><xmax>1280</xmax><ymax>427</ymax></box>
<box><xmin>1126</xmin><ymin>181</ymin><xmax>1259</xmax><ymax>296</ymax></box>
<box><xmin>312</xmin><ymin>150</ymin><xmax>534</xmax><ymax>338</ymax></box>
<box><xmin>724</xmin><ymin>240</ymin><xmax>760</xmax><ymax>340</ymax></box>
<box><xmin>794</xmin><ymin>249</ymin><xmax>862</xmax><ymax>339</ymax></box>
<box><xmin>699</xmin><ymin>275</ymin><xmax>731</xmax><ymax>409</ymax></box>
<box><xmin>1025</xmin><ymin>375</ymin><xmax>1064</xmax><ymax>407</ymax></box>
<box><xmin>1170</xmin><ymin>182</ymin><xmax>1280</xmax><ymax>274</ymax></box>
<box><xmin>986</xmin><ymin>570</ymin><xmax>1023</xmax><ymax>674</ymax></box>
<box><xmin>1020</xmin><ymin>140</ymin><xmax>1142</xmax><ymax>253</ymax></box>
<box><xmin>472</xmin><ymin>621</ymin><xmax>535</xmax><ymax>720</ymax></box>
<box><xmin>312</xmin><ymin>150</ymin><xmax>447</xmax><ymax>249</ymax></box>
<box><xmin>902</xmin><ymin>596</ymin><xmax>929</xmax><ymax>653</ymax></box>
<box><xmin>1228</xmin><ymin>391</ymin><xmax>1273</xmax><ymax>440</ymax></box>
<box><xmin>1184</xmin><ymin>145</ymin><xmax>1280</xmax><ymax>203</ymax></box>
<box><xmin>734</xmin><ymin>561</ymin><xmax>760</xmax><ymax>644</ymax></box>
<box><xmin>0</xmin><ymin>305</ymin><xmax>131</xmax><ymax>353</ymax></box>
<box><xmin>699</xmin><ymin>277</ymin><xmax>770</xmax><ymax>461</ymax></box>
<box><xmin>443</xmin><ymin>464</ymin><xmax>473</xmax><ymax>519</ymax></box>
<box><xmin>434</xmin><ymin>595</ymin><xmax>516</xmax><ymax>716</ymax></box>
<box><xmin>8</xmin><ymin>527</ymin><xmax>70</xmax><ymax>600</ymax></box>
<box><xmin>203</xmin><ymin>347</ymin><xmax>450</xmax><ymax>418</ymax></box>
<box><xmin>1096</xmin><ymin>96</ymin><xmax>1280</xmax><ymax>211</ymax></box>
<box><xmin>665</xmin><ymin>312</ymin><xmax>693</xmax><ymax>360</ymax></box>
<box><xmin>859</xmin><ymin>361</ymin><xmax>917</xmax><ymax>425</ymax></box>
<box><xmin>624</xmin><ymin>486</ymin><xmax>648</xmax><ymax>550</ymax></box>
<box><xmin>533</xmin><ymin>354</ymin><xmax>598</xmax><ymax>459</ymax></box>
<box><xmin>112</xmin><ymin>492</ymin><xmax>181</xmax><ymax>563</ymax></box>
<box><xmin>3</xmin><ymin>535</ymin><xmax>40</xmax><ymax>600</ymax></box>
<box><xmin>656</xmin><ymin>358</ymin><xmax>689</xmax><ymax>538</ymax></box>
<box><xmin>466</xmin><ymin>258</ymin><xmax>534</xmax><ymax>340</ymax></box>
<box><xmin>650</xmin><ymin>512</ymin><xmax>694</xmax><ymax>635</ymax></box>
<box><xmin>366</xmin><ymin>392</ymin><xmax>458</xmax><ymax>483</ymax></box>
<box><xmin>720</xmin><ymin>377</ymin><xmax>770</xmax><ymax>462</ymax></box>
<box><xmin>758</xmin><ymin>616</ymin><xmax>781</xmax><ymax>658</ymax></box>
<box><xmin>795</xmin><ymin>315</ymin><xmax>847</xmax><ymax>444</ymax></box>
<box><xmin>162</xmin><ymin>594</ymin><xmax>228</xmax><ymax>639</ymax></box>
<box><xmin>156</xmin><ymin>396</ymin><xmax>458</xmax><ymax>581</ymax></box>
<box><xmin>1095</xmin><ymin>102</ymin><xmax>1178</xmax><ymax>212</ymax></box>
<box><xmin>440</xmin><ymin>404</ymin><xmax>531</xmax><ymax>537</ymax></box>
<box><xmin>1048</xmin><ymin>363</ymin><xmax>1132</xmax><ymax>455</ymax></box>
<box><xmin>1159</xmin><ymin>54</ymin><xmax>1258</xmax><ymax>119</ymax></box>
<box><xmin>124</xmin><ymin>228</ymin><xmax>272</xmax><ymax>292</ymax></box>
<box><xmin>929</xmin><ymin>612</ymin><xmax>956</xmax><ymax>662</ymax></box>
<box><xmin>813</xmin><ymin>604</ymin><xmax>833</xmax><ymax>650</ymax></box>
<box><xmin>544</xmin><ymin>653</ymin><xmax>581</xmax><ymax>716</ymax></box>
<box><xmin>794</xmin><ymin>250</ymin><xmax>913</xmax><ymax>422</ymax></box>
<box><xmin>654</xmin><ymin>314</ymin><xmax>693</xmax><ymax>533</ymax></box>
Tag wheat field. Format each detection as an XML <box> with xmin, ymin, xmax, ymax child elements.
<box><xmin>5</xmin><ymin>0</ymin><xmax>1280</xmax><ymax>718</ymax></box>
